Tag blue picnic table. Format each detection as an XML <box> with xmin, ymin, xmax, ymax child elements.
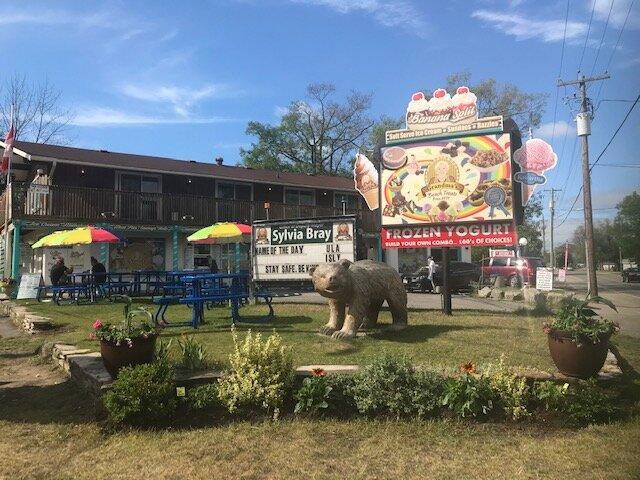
<box><xmin>152</xmin><ymin>273</ymin><xmax>274</xmax><ymax>328</ymax></box>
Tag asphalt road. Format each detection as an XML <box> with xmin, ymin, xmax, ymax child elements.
<box><xmin>272</xmin><ymin>269</ymin><xmax>640</xmax><ymax>338</ymax></box>
<box><xmin>562</xmin><ymin>269</ymin><xmax>640</xmax><ymax>338</ymax></box>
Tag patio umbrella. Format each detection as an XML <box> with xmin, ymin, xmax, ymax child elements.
<box><xmin>187</xmin><ymin>222</ymin><xmax>251</xmax><ymax>272</ymax></box>
<box><xmin>32</xmin><ymin>226</ymin><xmax>124</xmax><ymax>249</ymax></box>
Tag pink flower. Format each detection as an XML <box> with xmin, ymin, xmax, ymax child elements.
<box><xmin>92</xmin><ymin>320</ymin><xmax>103</xmax><ymax>330</ymax></box>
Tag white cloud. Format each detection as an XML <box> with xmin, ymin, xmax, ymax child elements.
<box><xmin>119</xmin><ymin>83</ymin><xmax>239</xmax><ymax>117</ymax></box>
<box><xmin>471</xmin><ymin>10</ymin><xmax>587</xmax><ymax>42</ymax></box>
<box><xmin>71</xmin><ymin>107</ymin><xmax>236</xmax><ymax>127</ymax></box>
<box><xmin>291</xmin><ymin>0</ymin><xmax>429</xmax><ymax>38</ymax></box>
<box><xmin>535</xmin><ymin>121</ymin><xmax>576</xmax><ymax>140</ymax></box>
<box><xmin>591</xmin><ymin>0</ymin><xmax>640</xmax><ymax>30</ymax></box>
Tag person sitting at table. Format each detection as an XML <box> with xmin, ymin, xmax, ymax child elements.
<box><xmin>209</xmin><ymin>257</ymin><xmax>219</xmax><ymax>274</ymax></box>
<box><xmin>50</xmin><ymin>257</ymin><xmax>73</xmax><ymax>286</ymax></box>
<box><xmin>90</xmin><ymin>256</ymin><xmax>107</xmax><ymax>284</ymax></box>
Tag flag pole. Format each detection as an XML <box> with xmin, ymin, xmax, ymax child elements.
<box><xmin>3</xmin><ymin>105</ymin><xmax>13</xmax><ymax>278</ymax></box>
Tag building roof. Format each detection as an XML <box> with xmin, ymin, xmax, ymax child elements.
<box><xmin>11</xmin><ymin>140</ymin><xmax>356</xmax><ymax>192</ymax></box>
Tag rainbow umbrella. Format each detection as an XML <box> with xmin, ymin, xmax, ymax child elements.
<box><xmin>187</xmin><ymin>223</ymin><xmax>251</xmax><ymax>272</ymax></box>
<box><xmin>32</xmin><ymin>226</ymin><xmax>124</xmax><ymax>249</ymax></box>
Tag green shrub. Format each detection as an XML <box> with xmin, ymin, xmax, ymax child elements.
<box><xmin>351</xmin><ymin>354</ymin><xmax>418</xmax><ymax>418</ymax></box>
<box><xmin>325</xmin><ymin>374</ymin><xmax>358</xmax><ymax>416</ymax></box>
<box><xmin>155</xmin><ymin>339</ymin><xmax>172</xmax><ymax>364</ymax></box>
<box><xmin>185</xmin><ymin>383</ymin><xmax>221</xmax><ymax>411</ymax></box>
<box><xmin>411</xmin><ymin>370</ymin><xmax>447</xmax><ymax>419</ymax></box>
<box><xmin>295</xmin><ymin>371</ymin><xmax>332</xmax><ymax>415</ymax></box>
<box><xmin>532</xmin><ymin>381</ymin><xmax>569</xmax><ymax>411</ymax></box>
<box><xmin>104</xmin><ymin>362</ymin><xmax>177</xmax><ymax>425</ymax></box>
<box><xmin>564</xmin><ymin>378</ymin><xmax>618</xmax><ymax>425</ymax></box>
<box><xmin>442</xmin><ymin>372</ymin><xmax>496</xmax><ymax>418</ymax></box>
<box><xmin>178</xmin><ymin>335</ymin><xmax>208</xmax><ymax>371</ymax></box>
<box><xmin>485</xmin><ymin>356</ymin><xmax>531</xmax><ymax>421</ymax></box>
<box><xmin>217</xmin><ymin>330</ymin><xmax>294</xmax><ymax>415</ymax></box>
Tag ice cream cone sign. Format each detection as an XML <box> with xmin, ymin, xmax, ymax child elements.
<box><xmin>513</xmin><ymin>138</ymin><xmax>558</xmax><ymax>205</ymax></box>
<box><xmin>353</xmin><ymin>153</ymin><xmax>379</xmax><ymax>210</ymax></box>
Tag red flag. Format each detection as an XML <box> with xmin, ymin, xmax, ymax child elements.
<box><xmin>2</xmin><ymin>123</ymin><xmax>14</xmax><ymax>174</ymax></box>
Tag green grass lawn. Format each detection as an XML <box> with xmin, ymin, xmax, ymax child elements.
<box><xmin>3</xmin><ymin>301</ymin><xmax>640</xmax><ymax>479</ymax></box>
<box><xmin>17</xmin><ymin>299</ymin><xmax>640</xmax><ymax>371</ymax></box>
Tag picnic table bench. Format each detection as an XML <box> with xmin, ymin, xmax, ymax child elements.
<box><xmin>152</xmin><ymin>273</ymin><xmax>274</xmax><ymax>328</ymax></box>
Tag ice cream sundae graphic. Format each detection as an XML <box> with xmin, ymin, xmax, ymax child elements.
<box><xmin>451</xmin><ymin>86</ymin><xmax>478</xmax><ymax>124</ymax></box>
<box><xmin>426</xmin><ymin>89</ymin><xmax>454</xmax><ymax>129</ymax></box>
<box><xmin>405</xmin><ymin>92</ymin><xmax>430</xmax><ymax>131</ymax></box>
<box><xmin>513</xmin><ymin>138</ymin><xmax>558</xmax><ymax>205</ymax></box>
<box><xmin>353</xmin><ymin>153</ymin><xmax>379</xmax><ymax>210</ymax></box>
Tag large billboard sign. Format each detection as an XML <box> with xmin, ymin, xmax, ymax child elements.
<box><xmin>252</xmin><ymin>217</ymin><xmax>356</xmax><ymax>282</ymax></box>
<box><xmin>380</xmin><ymin>133</ymin><xmax>514</xmax><ymax>226</ymax></box>
<box><xmin>381</xmin><ymin>221</ymin><xmax>517</xmax><ymax>249</ymax></box>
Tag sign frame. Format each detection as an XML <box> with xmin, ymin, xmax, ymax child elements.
<box><xmin>252</xmin><ymin>215</ymin><xmax>357</xmax><ymax>283</ymax></box>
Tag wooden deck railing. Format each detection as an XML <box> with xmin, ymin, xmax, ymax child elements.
<box><xmin>8</xmin><ymin>182</ymin><xmax>378</xmax><ymax>232</ymax></box>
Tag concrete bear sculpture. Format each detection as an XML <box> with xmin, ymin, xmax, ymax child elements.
<box><xmin>311</xmin><ymin>259</ymin><xmax>408</xmax><ymax>339</ymax></box>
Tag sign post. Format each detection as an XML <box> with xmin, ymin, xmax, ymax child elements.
<box><xmin>442</xmin><ymin>247</ymin><xmax>452</xmax><ymax>315</ymax></box>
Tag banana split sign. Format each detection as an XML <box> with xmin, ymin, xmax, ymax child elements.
<box><xmin>386</xmin><ymin>87</ymin><xmax>503</xmax><ymax>144</ymax></box>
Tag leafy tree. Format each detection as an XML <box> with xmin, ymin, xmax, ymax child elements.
<box><xmin>0</xmin><ymin>74</ymin><xmax>73</xmax><ymax>144</ymax></box>
<box><xmin>613</xmin><ymin>191</ymin><xmax>640</xmax><ymax>266</ymax></box>
<box><xmin>434</xmin><ymin>71</ymin><xmax>548</xmax><ymax>132</ymax></box>
<box><xmin>361</xmin><ymin>115</ymin><xmax>403</xmax><ymax>166</ymax></box>
<box><xmin>571</xmin><ymin>220</ymin><xmax>620</xmax><ymax>268</ymax></box>
<box><xmin>241</xmin><ymin>83</ymin><xmax>373</xmax><ymax>176</ymax></box>
<box><xmin>472</xmin><ymin>193</ymin><xmax>544</xmax><ymax>263</ymax></box>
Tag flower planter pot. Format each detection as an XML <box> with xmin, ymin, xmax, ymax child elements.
<box><xmin>100</xmin><ymin>335</ymin><xmax>157</xmax><ymax>378</ymax></box>
<box><xmin>547</xmin><ymin>330</ymin><xmax>610</xmax><ymax>379</ymax></box>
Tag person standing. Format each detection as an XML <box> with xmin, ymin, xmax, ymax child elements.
<box><xmin>427</xmin><ymin>255</ymin><xmax>436</xmax><ymax>293</ymax></box>
<box><xmin>209</xmin><ymin>257</ymin><xmax>219</xmax><ymax>274</ymax></box>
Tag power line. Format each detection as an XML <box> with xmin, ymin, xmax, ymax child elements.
<box><xmin>590</xmin><ymin>0</ymin><xmax>615</xmax><ymax>76</ymax></box>
<box><xmin>595</xmin><ymin>0</ymin><xmax>635</xmax><ymax>105</ymax></box>
<box><xmin>592</xmin><ymin>163</ymin><xmax>640</xmax><ymax>168</ymax></box>
<box><xmin>551</xmin><ymin>0</ymin><xmax>571</xmax><ymax>144</ymax></box>
<box><xmin>578</xmin><ymin>1</ymin><xmax>597</xmax><ymax>71</ymax></box>
<box><xmin>555</xmin><ymin>92</ymin><xmax>639</xmax><ymax>228</ymax></box>
<box><xmin>589</xmin><ymin>92</ymin><xmax>640</xmax><ymax>171</ymax></box>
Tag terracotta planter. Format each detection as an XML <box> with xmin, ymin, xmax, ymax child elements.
<box><xmin>100</xmin><ymin>335</ymin><xmax>157</xmax><ymax>378</ymax></box>
<box><xmin>547</xmin><ymin>330</ymin><xmax>610</xmax><ymax>379</ymax></box>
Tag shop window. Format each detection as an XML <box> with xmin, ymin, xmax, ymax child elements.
<box><xmin>334</xmin><ymin>193</ymin><xmax>359</xmax><ymax>211</ymax></box>
<box><xmin>285</xmin><ymin>188</ymin><xmax>314</xmax><ymax>206</ymax></box>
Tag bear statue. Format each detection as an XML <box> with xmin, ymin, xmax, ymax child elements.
<box><xmin>310</xmin><ymin>259</ymin><xmax>408</xmax><ymax>339</ymax></box>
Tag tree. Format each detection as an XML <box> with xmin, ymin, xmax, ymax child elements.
<box><xmin>241</xmin><ymin>83</ymin><xmax>373</xmax><ymax>176</ymax></box>
<box><xmin>432</xmin><ymin>71</ymin><xmax>548</xmax><ymax>133</ymax></box>
<box><xmin>571</xmin><ymin>219</ymin><xmax>620</xmax><ymax>268</ymax></box>
<box><xmin>471</xmin><ymin>193</ymin><xmax>544</xmax><ymax>263</ymax></box>
<box><xmin>0</xmin><ymin>74</ymin><xmax>73</xmax><ymax>144</ymax></box>
<box><xmin>361</xmin><ymin>115</ymin><xmax>403</xmax><ymax>165</ymax></box>
<box><xmin>614</xmin><ymin>191</ymin><xmax>640</xmax><ymax>266</ymax></box>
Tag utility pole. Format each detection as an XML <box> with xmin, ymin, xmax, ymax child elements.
<box><xmin>544</xmin><ymin>188</ymin><xmax>561</xmax><ymax>271</ymax></box>
<box><xmin>557</xmin><ymin>73</ymin><xmax>609</xmax><ymax>297</ymax></box>
<box><xmin>541</xmin><ymin>217</ymin><xmax>546</xmax><ymax>261</ymax></box>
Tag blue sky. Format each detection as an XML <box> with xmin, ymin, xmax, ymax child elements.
<box><xmin>3</xmin><ymin>0</ymin><xmax>639</xmax><ymax>244</ymax></box>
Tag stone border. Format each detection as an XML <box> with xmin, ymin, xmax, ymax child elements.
<box><xmin>0</xmin><ymin>300</ymin><xmax>53</xmax><ymax>333</ymax></box>
<box><xmin>50</xmin><ymin>342</ymin><xmax>621</xmax><ymax>400</ymax></box>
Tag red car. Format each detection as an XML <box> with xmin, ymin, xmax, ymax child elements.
<box><xmin>481</xmin><ymin>256</ymin><xmax>546</xmax><ymax>287</ymax></box>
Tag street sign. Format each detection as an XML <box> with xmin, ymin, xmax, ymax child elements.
<box><xmin>558</xmin><ymin>268</ymin><xmax>566</xmax><ymax>282</ymax></box>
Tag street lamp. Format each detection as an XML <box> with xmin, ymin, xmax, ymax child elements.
<box><xmin>518</xmin><ymin>237</ymin><xmax>528</xmax><ymax>258</ymax></box>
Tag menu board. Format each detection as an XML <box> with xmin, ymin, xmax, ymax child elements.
<box><xmin>253</xmin><ymin>218</ymin><xmax>356</xmax><ymax>281</ymax></box>
<box><xmin>17</xmin><ymin>273</ymin><xmax>43</xmax><ymax>299</ymax></box>
<box><xmin>380</xmin><ymin>133</ymin><xmax>513</xmax><ymax>226</ymax></box>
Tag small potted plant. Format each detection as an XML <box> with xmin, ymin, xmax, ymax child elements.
<box><xmin>92</xmin><ymin>295</ymin><xmax>158</xmax><ymax>378</ymax></box>
<box><xmin>0</xmin><ymin>277</ymin><xmax>16</xmax><ymax>297</ymax></box>
<box><xmin>543</xmin><ymin>295</ymin><xmax>619</xmax><ymax>378</ymax></box>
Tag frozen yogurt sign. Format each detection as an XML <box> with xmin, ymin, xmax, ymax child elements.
<box><xmin>387</xmin><ymin>86</ymin><xmax>503</xmax><ymax>143</ymax></box>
